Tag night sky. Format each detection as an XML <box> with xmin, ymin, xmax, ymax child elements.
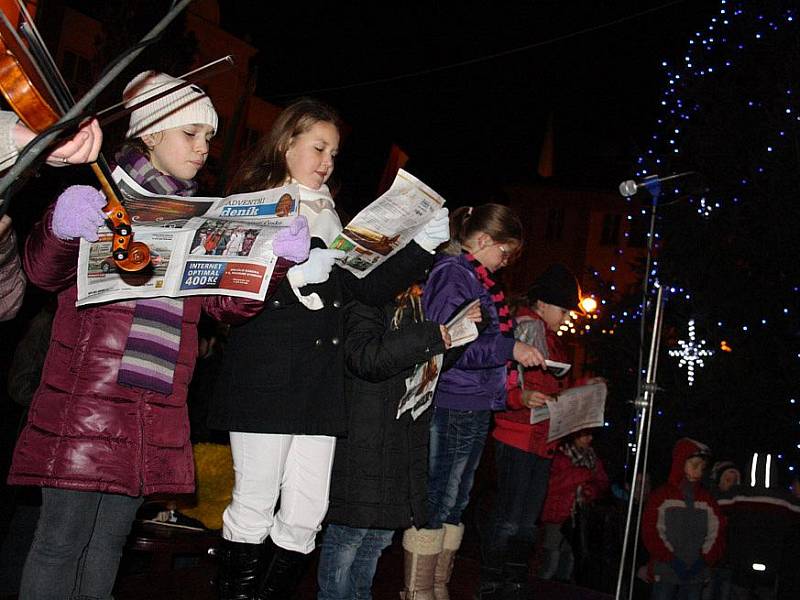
<box><xmin>220</xmin><ymin>0</ymin><xmax>719</xmax><ymax>210</ymax></box>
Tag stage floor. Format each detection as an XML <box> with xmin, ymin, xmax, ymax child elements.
<box><xmin>111</xmin><ymin>525</ymin><xmax>613</xmax><ymax>600</ymax></box>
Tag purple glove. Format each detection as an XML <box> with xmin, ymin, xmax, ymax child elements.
<box><xmin>273</xmin><ymin>214</ymin><xmax>310</xmax><ymax>263</ymax></box>
<box><xmin>52</xmin><ymin>185</ymin><xmax>107</xmax><ymax>242</ymax></box>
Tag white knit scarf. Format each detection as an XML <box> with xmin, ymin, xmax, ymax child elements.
<box><xmin>290</xmin><ymin>182</ymin><xmax>344</xmax><ymax>310</ymax></box>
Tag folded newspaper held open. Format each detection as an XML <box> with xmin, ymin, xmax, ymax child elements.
<box><xmin>528</xmin><ymin>382</ymin><xmax>607</xmax><ymax>442</ymax></box>
<box><xmin>76</xmin><ymin>168</ymin><xmax>301</xmax><ymax>307</ymax></box>
<box><xmin>330</xmin><ymin>169</ymin><xmax>446</xmax><ymax>278</ymax></box>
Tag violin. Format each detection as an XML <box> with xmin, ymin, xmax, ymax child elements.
<box><xmin>0</xmin><ymin>9</ymin><xmax>149</xmax><ymax>271</ymax></box>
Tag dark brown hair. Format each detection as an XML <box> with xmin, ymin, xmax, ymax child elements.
<box><xmin>442</xmin><ymin>203</ymin><xmax>524</xmax><ymax>255</ymax></box>
<box><xmin>227</xmin><ymin>98</ymin><xmax>343</xmax><ymax>194</ymax></box>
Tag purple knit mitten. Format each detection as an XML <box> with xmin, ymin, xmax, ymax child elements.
<box><xmin>273</xmin><ymin>214</ymin><xmax>310</xmax><ymax>263</ymax></box>
<box><xmin>52</xmin><ymin>185</ymin><xmax>107</xmax><ymax>242</ymax></box>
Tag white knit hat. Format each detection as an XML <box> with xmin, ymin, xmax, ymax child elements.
<box><xmin>124</xmin><ymin>71</ymin><xmax>218</xmax><ymax>139</ymax></box>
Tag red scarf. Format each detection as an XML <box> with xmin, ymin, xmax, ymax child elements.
<box><xmin>464</xmin><ymin>252</ymin><xmax>513</xmax><ymax>337</ymax></box>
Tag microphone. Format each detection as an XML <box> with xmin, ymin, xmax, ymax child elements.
<box><xmin>618</xmin><ymin>171</ymin><xmax>696</xmax><ymax>197</ymax></box>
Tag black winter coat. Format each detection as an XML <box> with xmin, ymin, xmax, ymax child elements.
<box><xmin>208</xmin><ymin>239</ymin><xmax>433</xmax><ymax>436</ymax></box>
<box><xmin>325</xmin><ymin>300</ymin><xmax>445</xmax><ymax>529</ymax></box>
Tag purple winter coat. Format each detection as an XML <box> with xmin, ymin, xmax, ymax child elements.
<box><xmin>8</xmin><ymin>206</ymin><xmax>255</xmax><ymax>497</ymax></box>
<box><xmin>422</xmin><ymin>253</ymin><xmax>515</xmax><ymax>411</ymax></box>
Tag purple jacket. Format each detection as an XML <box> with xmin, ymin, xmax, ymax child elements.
<box><xmin>422</xmin><ymin>253</ymin><xmax>515</xmax><ymax>411</ymax></box>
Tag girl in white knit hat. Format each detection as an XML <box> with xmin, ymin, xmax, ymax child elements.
<box><xmin>10</xmin><ymin>70</ymin><xmax>308</xmax><ymax>600</ymax></box>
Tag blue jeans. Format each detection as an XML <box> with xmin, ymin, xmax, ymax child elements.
<box><xmin>317</xmin><ymin>524</ymin><xmax>395</xmax><ymax>600</ymax></box>
<box><xmin>652</xmin><ymin>582</ymin><xmax>703</xmax><ymax>600</ymax></box>
<box><xmin>481</xmin><ymin>440</ymin><xmax>552</xmax><ymax>570</ymax></box>
<box><xmin>19</xmin><ymin>487</ymin><xmax>143</xmax><ymax>600</ymax></box>
<box><xmin>427</xmin><ymin>407</ymin><xmax>492</xmax><ymax>529</ymax></box>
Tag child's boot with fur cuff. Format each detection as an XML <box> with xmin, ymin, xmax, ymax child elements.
<box><xmin>399</xmin><ymin>527</ymin><xmax>445</xmax><ymax>599</ymax></box>
<box><xmin>433</xmin><ymin>523</ymin><xmax>464</xmax><ymax>599</ymax></box>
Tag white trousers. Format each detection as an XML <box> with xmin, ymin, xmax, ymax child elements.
<box><xmin>222</xmin><ymin>432</ymin><xmax>336</xmax><ymax>554</ymax></box>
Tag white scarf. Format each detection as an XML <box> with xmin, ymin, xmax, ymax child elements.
<box><xmin>297</xmin><ymin>183</ymin><xmax>342</xmax><ymax>246</ymax></box>
<box><xmin>290</xmin><ymin>182</ymin><xmax>344</xmax><ymax>310</ymax></box>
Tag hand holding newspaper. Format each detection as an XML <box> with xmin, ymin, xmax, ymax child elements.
<box><xmin>76</xmin><ymin>168</ymin><xmax>301</xmax><ymax>307</ymax></box>
<box><xmin>330</xmin><ymin>169</ymin><xmax>446</xmax><ymax>278</ymax></box>
<box><xmin>528</xmin><ymin>382</ymin><xmax>607</xmax><ymax>442</ymax></box>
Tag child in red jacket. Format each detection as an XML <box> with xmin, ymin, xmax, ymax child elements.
<box><xmin>538</xmin><ymin>429</ymin><xmax>609</xmax><ymax>581</ymax></box>
<box><xmin>479</xmin><ymin>264</ymin><xmax>594</xmax><ymax>597</ymax></box>
<box><xmin>642</xmin><ymin>438</ymin><xmax>725</xmax><ymax>600</ymax></box>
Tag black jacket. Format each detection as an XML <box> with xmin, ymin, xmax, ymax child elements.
<box><xmin>325</xmin><ymin>299</ymin><xmax>445</xmax><ymax>529</ymax></box>
<box><xmin>208</xmin><ymin>240</ymin><xmax>433</xmax><ymax>436</ymax></box>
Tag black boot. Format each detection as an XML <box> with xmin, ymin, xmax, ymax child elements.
<box><xmin>215</xmin><ymin>539</ymin><xmax>262</xmax><ymax>600</ymax></box>
<box><xmin>474</xmin><ymin>566</ymin><xmax>504</xmax><ymax>599</ymax></box>
<box><xmin>254</xmin><ymin>539</ymin><xmax>309</xmax><ymax>599</ymax></box>
<box><xmin>501</xmin><ymin>539</ymin><xmax>532</xmax><ymax>600</ymax></box>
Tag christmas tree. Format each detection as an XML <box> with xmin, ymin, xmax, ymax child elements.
<box><xmin>587</xmin><ymin>0</ymin><xmax>800</xmax><ymax>483</ymax></box>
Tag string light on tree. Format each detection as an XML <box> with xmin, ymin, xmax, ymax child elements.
<box><xmin>669</xmin><ymin>319</ymin><xmax>713</xmax><ymax>386</ymax></box>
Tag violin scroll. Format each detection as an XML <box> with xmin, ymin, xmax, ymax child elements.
<box><xmin>90</xmin><ymin>162</ymin><xmax>150</xmax><ymax>271</ymax></box>
<box><xmin>113</xmin><ymin>240</ymin><xmax>151</xmax><ymax>272</ymax></box>
<box><xmin>103</xmin><ymin>196</ymin><xmax>150</xmax><ymax>271</ymax></box>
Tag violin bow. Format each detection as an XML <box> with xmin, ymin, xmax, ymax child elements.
<box><xmin>0</xmin><ymin>0</ymin><xmax>196</xmax><ymax>201</ymax></box>
<box><xmin>97</xmin><ymin>55</ymin><xmax>236</xmax><ymax>127</ymax></box>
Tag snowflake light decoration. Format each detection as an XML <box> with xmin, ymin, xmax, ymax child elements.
<box><xmin>669</xmin><ymin>319</ymin><xmax>713</xmax><ymax>386</ymax></box>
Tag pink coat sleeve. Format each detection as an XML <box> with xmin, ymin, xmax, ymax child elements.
<box><xmin>23</xmin><ymin>205</ymin><xmax>81</xmax><ymax>292</ymax></box>
<box><xmin>202</xmin><ymin>256</ymin><xmax>294</xmax><ymax>324</ymax></box>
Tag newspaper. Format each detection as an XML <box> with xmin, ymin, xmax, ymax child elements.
<box><xmin>76</xmin><ymin>168</ymin><xmax>300</xmax><ymax>307</ymax></box>
<box><xmin>331</xmin><ymin>169</ymin><xmax>446</xmax><ymax>278</ymax></box>
<box><xmin>397</xmin><ymin>355</ymin><xmax>444</xmax><ymax>421</ymax></box>
<box><xmin>446</xmin><ymin>299</ymin><xmax>480</xmax><ymax>347</ymax></box>
<box><xmin>537</xmin><ymin>382</ymin><xmax>607</xmax><ymax>442</ymax></box>
<box><xmin>396</xmin><ymin>298</ymin><xmax>481</xmax><ymax>420</ymax></box>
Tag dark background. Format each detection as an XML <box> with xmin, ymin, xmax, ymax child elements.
<box><xmin>218</xmin><ymin>0</ymin><xmax>718</xmax><ymax>211</ymax></box>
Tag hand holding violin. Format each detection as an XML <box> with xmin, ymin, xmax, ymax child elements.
<box><xmin>12</xmin><ymin>117</ymin><xmax>102</xmax><ymax>167</ymax></box>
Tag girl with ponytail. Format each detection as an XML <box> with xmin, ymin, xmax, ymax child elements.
<box><xmin>399</xmin><ymin>203</ymin><xmax>545</xmax><ymax>598</ymax></box>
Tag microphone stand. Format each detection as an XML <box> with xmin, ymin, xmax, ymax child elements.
<box><xmin>614</xmin><ymin>178</ymin><xmax>667</xmax><ymax>600</ymax></box>
<box><xmin>614</xmin><ymin>283</ymin><xmax>665</xmax><ymax>600</ymax></box>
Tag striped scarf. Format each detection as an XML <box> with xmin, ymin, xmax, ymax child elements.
<box><xmin>117</xmin><ymin>299</ymin><xmax>184</xmax><ymax>394</ymax></box>
<box><xmin>115</xmin><ymin>144</ymin><xmax>198</xmax><ymax>196</ymax></box>
<box><xmin>464</xmin><ymin>252</ymin><xmax>513</xmax><ymax>337</ymax></box>
<box><xmin>115</xmin><ymin>146</ymin><xmax>195</xmax><ymax>394</ymax></box>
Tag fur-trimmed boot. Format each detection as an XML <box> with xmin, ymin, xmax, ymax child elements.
<box><xmin>215</xmin><ymin>539</ymin><xmax>262</xmax><ymax>600</ymax></box>
<box><xmin>433</xmin><ymin>523</ymin><xmax>464</xmax><ymax>600</ymax></box>
<box><xmin>254</xmin><ymin>538</ymin><xmax>309</xmax><ymax>600</ymax></box>
<box><xmin>399</xmin><ymin>527</ymin><xmax>445</xmax><ymax>599</ymax></box>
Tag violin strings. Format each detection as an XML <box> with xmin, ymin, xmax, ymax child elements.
<box><xmin>15</xmin><ymin>0</ymin><xmax>73</xmax><ymax>111</ymax></box>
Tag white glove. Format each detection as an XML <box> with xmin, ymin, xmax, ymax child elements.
<box><xmin>287</xmin><ymin>248</ymin><xmax>346</xmax><ymax>287</ymax></box>
<box><xmin>413</xmin><ymin>207</ymin><xmax>450</xmax><ymax>253</ymax></box>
